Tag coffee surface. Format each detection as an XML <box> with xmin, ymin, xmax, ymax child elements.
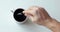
<box><xmin>13</xmin><ymin>8</ymin><xmax>26</xmax><ymax>22</ymax></box>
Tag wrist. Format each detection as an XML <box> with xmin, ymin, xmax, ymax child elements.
<box><xmin>43</xmin><ymin>18</ymin><xmax>60</xmax><ymax>32</ymax></box>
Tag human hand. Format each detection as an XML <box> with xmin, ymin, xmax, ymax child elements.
<box><xmin>23</xmin><ymin>6</ymin><xmax>52</xmax><ymax>25</ymax></box>
<box><xmin>23</xmin><ymin>6</ymin><xmax>60</xmax><ymax>32</ymax></box>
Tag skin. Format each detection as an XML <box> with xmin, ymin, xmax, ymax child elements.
<box><xmin>23</xmin><ymin>6</ymin><xmax>60</xmax><ymax>32</ymax></box>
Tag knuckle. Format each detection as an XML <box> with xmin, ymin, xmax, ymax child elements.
<box><xmin>39</xmin><ymin>7</ymin><xmax>44</xmax><ymax>10</ymax></box>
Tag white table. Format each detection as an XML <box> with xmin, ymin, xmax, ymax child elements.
<box><xmin>0</xmin><ymin>0</ymin><xmax>60</xmax><ymax>32</ymax></box>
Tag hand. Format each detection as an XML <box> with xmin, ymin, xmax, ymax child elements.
<box><xmin>23</xmin><ymin>6</ymin><xmax>60</xmax><ymax>32</ymax></box>
<box><xmin>23</xmin><ymin>6</ymin><xmax>52</xmax><ymax>25</ymax></box>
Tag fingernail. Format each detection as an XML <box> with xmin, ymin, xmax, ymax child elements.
<box><xmin>22</xmin><ymin>11</ymin><xmax>25</xmax><ymax>13</ymax></box>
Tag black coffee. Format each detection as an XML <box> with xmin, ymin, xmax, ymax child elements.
<box><xmin>13</xmin><ymin>8</ymin><xmax>26</xmax><ymax>22</ymax></box>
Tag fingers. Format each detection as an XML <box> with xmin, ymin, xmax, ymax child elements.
<box><xmin>23</xmin><ymin>6</ymin><xmax>51</xmax><ymax>21</ymax></box>
<box><xmin>23</xmin><ymin>10</ymin><xmax>34</xmax><ymax>17</ymax></box>
<box><xmin>23</xmin><ymin>9</ymin><xmax>40</xmax><ymax>21</ymax></box>
<box><xmin>23</xmin><ymin>10</ymin><xmax>35</xmax><ymax>21</ymax></box>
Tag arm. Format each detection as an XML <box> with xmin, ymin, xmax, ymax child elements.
<box><xmin>23</xmin><ymin>6</ymin><xmax>60</xmax><ymax>32</ymax></box>
<box><xmin>43</xmin><ymin>19</ymin><xmax>60</xmax><ymax>32</ymax></box>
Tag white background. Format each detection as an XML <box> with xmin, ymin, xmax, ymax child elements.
<box><xmin>0</xmin><ymin>0</ymin><xmax>60</xmax><ymax>32</ymax></box>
